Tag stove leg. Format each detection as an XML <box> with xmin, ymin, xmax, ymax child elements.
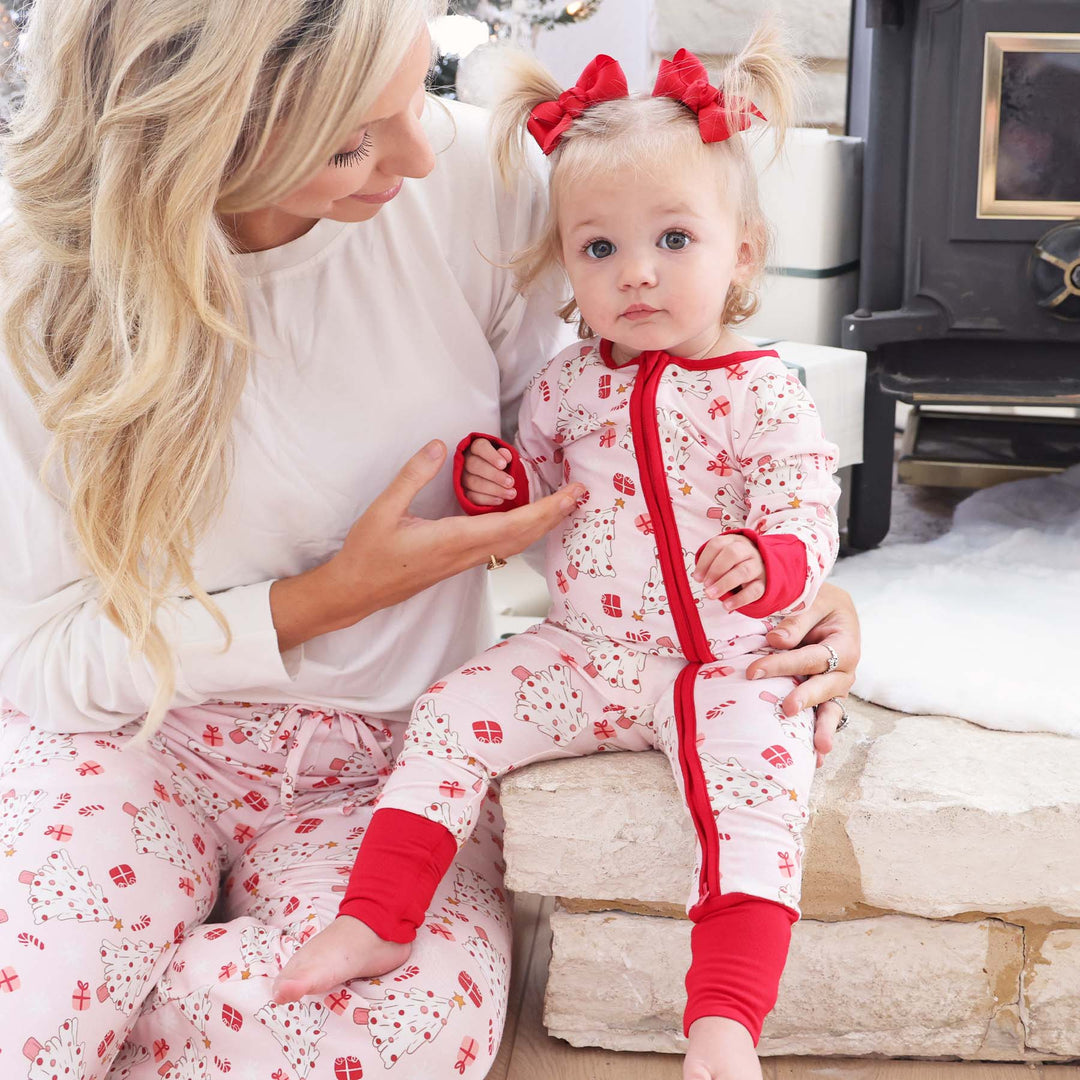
<box><xmin>845</xmin><ymin>367</ymin><xmax>896</xmax><ymax>550</ymax></box>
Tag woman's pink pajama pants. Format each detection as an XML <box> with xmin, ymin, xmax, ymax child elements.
<box><xmin>0</xmin><ymin>701</ymin><xmax>510</xmax><ymax>1080</ymax></box>
<box><xmin>341</xmin><ymin>621</ymin><xmax>818</xmax><ymax>1045</ymax></box>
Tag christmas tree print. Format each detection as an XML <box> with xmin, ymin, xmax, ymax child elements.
<box><xmin>512</xmin><ymin>662</ymin><xmax>586</xmax><ymax>744</ymax></box>
<box><xmin>99</xmin><ymin>936</ymin><xmax>168</xmax><ymax>1014</ymax></box>
<box><xmin>697</xmin><ymin>755</ymin><xmax>790</xmax><ymax>816</ymax></box>
<box><xmin>554</xmin><ymin>398</ymin><xmax>602</xmax><ymax>444</ymax></box>
<box><xmin>127</xmin><ymin>801</ymin><xmax>200</xmax><ymax>877</ymax></box>
<box><xmin>424</xmin><ymin>798</ymin><xmax>476</xmax><ymax>843</ymax></box>
<box><xmin>231</xmin><ymin>705</ymin><xmax>303</xmax><ymax>753</ymax></box>
<box><xmin>0</xmin><ymin>787</ymin><xmax>46</xmax><ymax>856</ymax></box>
<box><xmin>638</xmin><ymin>562</ymin><xmax>670</xmax><ymax>619</ymax></box>
<box><xmin>746</xmin><ymin>453</ymin><xmax>807</xmax><ymax>496</ymax></box>
<box><xmin>404</xmin><ymin>699</ymin><xmax>470</xmax><ymax>764</ymax></box>
<box><xmin>175</xmin><ymin>987</ymin><xmax>213</xmax><ymax>1046</ymax></box>
<box><xmin>665</xmin><ymin>367</ymin><xmax>715</xmax><ymax>399</ymax></box>
<box><xmin>239</xmin><ymin>923</ymin><xmax>284</xmax><ymax>977</ymax></box>
<box><xmin>682</xmin><ymin>550</ymin><xmax>709</xmax><ymax>608</ymax></box>
<box><xmin>0</xmin><ymin>729</ymin><xmax>77</xmax><ymax>778</ymax></box>
<box><xmin>783</xmin><ymin>807</ymin><xmax>809</xmax><ymax>863</ymax></box>
<box><xmin>26</xmin><ymin>1017</ymin><xmax>85</xmax><ymax>1080</ymax></box>
<box><xmin>247</xmin><ymin>839</ymin><xmax>355</xmax><ymax>876</ymax></box>
<box><xmin>447</xmin><ymin>867</ymin><xmax>507</xmax><ymax>928</ymax></box>
<box><xmin>709</xmin><ymin>481</ymin><xmax>748</xmax><ymax>530</ymax></box>
<box><xmin>171</xmin><ymin>774</ymin><xmax>232</xmax><ymax>823</ymax></box>
<box><xmin>745</xmin><ymin>371</ymin><xmax>817</xmax><ymax>439</ymax></box>
<box><xmin>656</xmin><ymin>407</ymin><xmax>707</xmax><ymax>483</ymax></box>
<box><xmin>364</xmin><ymin>987</ymin><xmax>458</xmax><ymax>1068</ymax></box>
<box><xmin>24</xmin><ymin>848</ymin><xmax>115</xmax><ymax>925</ymax></box>
<box><xmin>556</xmin><ymin>345</ymin><xmax>595</xmax><ymax>393</ymax></box>
<box><xmin>759</xmin><ymin>692</ymin><xmax>815</xmax><ymax>749</ymax></box>
<box><xmin>562</xmin><ymin>505</ymin><xmax>617</xmax><ymax>579</ymax></box>
<box><xmin>561</xmin><ymin>602</ymin><xmax>646</xmax><ymax>693</ymax></box>
<box><xmin>107</xmin><ymin>1040</ymin><xmax>151</xmax><ymax>1080</ymax></box>
<box><xmin>465</xmin><ymin>931</ymin><xmax>509</xmax><ymax>1005</ymax></box>
<box><xmin>255</xmin><ymin>1000</ymin><xmax>327</xmax><ymax>1080</ymax></box>
<box><xmin>161</xmin><ymin>1038</ymin><xmax>211</xmax><ymax>1080</ymax></box>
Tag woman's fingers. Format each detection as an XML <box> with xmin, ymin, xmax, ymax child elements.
<box><xmin>812</xmin><ymin>698</ymin><xmax>846</xmax><ymax>769</ymax></box>
<box><xmin>375</xmin><ymin>439</ymin><xmax>448</xmax><ymax>519</ymax></box>
<box><xmin>462</xmin><ymin>484</ymin><xmax>584</xmax><ymax>564</ymax></box>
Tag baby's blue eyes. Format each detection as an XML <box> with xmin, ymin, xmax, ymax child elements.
<box><xmin>659</xmin><ymin>230</ymin><xmax>691</xmax><ymax>250</ymax></box>
<box><xmin>582</xmin><ymin>231</ymin><xmax>693</xmax><ymax>259</ymax></box>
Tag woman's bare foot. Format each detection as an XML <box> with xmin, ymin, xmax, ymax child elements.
<box><xmin>272</xmin><ymin>915</ymin><xmax>412</xmax><ymax>1003</ymax></box>
<box><xmin>683</xmin><ymin>1016</ymin><xmax>762</xmax><ymax>1080</ymax></box>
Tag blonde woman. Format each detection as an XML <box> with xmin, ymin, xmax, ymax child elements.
<box><xmin>0</xmin><ymin>1</ymin><xmax>859</xmax><ymax>1076</ymax></box>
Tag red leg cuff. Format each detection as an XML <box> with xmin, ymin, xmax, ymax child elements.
<box><xmin>684</xmin><ymin>892</ymin><xmax>798</xmax><ymax>1044</ymax></box>
<box><xmin>337</xmin><ymin>808</ymin><xmax>457</xmax><ymax>943</ymax></box>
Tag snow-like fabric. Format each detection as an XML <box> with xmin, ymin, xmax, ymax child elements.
<box><xmin>831</xmin><ymin>462</ymin><xmax>1080</xmax><ymax>734</ymax></box>
<box><xmin>0</xmin><ymin>703</ymin><xmax>510</xmax><ymax>1079</ymax></box>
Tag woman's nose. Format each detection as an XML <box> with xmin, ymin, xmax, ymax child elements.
<box><xmin>379</xmin><ymin>109</ymin><xmax>436</xmax><ymax>180</ymax></box>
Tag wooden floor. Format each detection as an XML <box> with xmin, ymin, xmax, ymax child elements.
<box><xmin>490</xmin><ymin>893</ymin><xmax>1079</xmax><ymax>1080</ymax></box>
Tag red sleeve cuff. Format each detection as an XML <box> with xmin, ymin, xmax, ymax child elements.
<box><xmin>694</xmin><ymin>530</ymin><xmax>807</xmax><ymax>618</ymax></box>
<box><xmin>453</xmin><ymin>432</ymin><xmax>532</xmax><ymax>516</ymax></box>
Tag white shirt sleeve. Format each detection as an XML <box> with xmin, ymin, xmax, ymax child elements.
<box><xmin>0</xmin><ymin>372</ymin><xmax>293</xmax><ymax>732</ymax></box>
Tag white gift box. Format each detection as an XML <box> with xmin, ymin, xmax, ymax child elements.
<box><xmin>742</xmin><ymin>129</ymin><xmax>864</xmax><ymax>348</ymax></box>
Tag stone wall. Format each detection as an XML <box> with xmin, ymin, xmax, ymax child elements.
<box><xmin>500</xmin><ymin>698</ymin><xmax>1080</xmax><ymax>1058</ymax></box>
<box><xmin>651</xmin><ymin>0</ymin><xmax>852</xmax><ymax>130</ymax></box>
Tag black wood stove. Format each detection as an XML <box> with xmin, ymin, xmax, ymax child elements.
<box><xmin>844</xmin><ymin>0</ymin><xmax>1080</xmax><ymax>548</ymax></box>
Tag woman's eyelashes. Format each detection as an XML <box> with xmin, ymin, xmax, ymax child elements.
<box><xmin>330</xmin><ymin>133</ymin><xmax>372</xmax><ymax>167</ymax></box>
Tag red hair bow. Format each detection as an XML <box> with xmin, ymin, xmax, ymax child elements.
<box><xmin>527</xmin><ymin>54</ymin><xmax>629</xmax><ymax>155</ymax></box>
<box><xmin>652</xmin><ymin>48</ymin><xmax>765</xmax><ymax>143</ymax></box>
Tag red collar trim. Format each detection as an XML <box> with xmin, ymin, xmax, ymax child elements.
<box><xmin>598</xmin><ymin>337</ymin><xmax>779</xmax><ymax>371</ymax></box>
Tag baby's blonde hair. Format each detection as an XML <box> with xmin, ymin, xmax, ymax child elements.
<box><xmin>491</xmin><ymin>22</ymin><xmax>806</xmax><ymax>337</ymax></box>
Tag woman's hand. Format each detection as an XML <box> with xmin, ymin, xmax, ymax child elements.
<box><xmin>270</xmin><ymin>440</ymin><xmax>582</xmax><ymax>651</ymax></box>
<box><xmin>745</xmin><ymin>582</ymin><xmax>860</xmax><ymax>769</ymax></box>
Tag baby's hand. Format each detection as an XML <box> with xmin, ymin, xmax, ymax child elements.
<box><xmin>693</xmin><ymin>534</ymin><xmax>765</xmax><ymax>611</ymax></box>
<box><xmin>463</xmin><ymin>438</ymin><xmax>518</xmax><ymax>507</ymax></box>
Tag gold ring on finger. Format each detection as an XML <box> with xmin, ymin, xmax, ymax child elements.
<box><xmin>825</xmin><ymin>696</ymin><xmax>849</xmax><ymax>730</ymax></box>
<box><xmin>487</xmin><ymin>555</ymin><xmax>508</xmax><ymax>571</ymax></box>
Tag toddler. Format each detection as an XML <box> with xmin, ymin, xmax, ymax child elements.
<box><xmin>277</xmin><ymin>27</ymin><xmax>839</xmax><ymax>1080</ymax></box>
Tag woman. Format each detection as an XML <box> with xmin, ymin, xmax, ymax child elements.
<box><xmin>0</xmin><ymin>1</ymin><xmax>859</xmax><ymax>1077</ymax></box>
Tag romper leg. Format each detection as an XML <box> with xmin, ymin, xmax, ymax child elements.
<box><xmin>341</xmin><ymin>621</ymin><xmax>662</xmax><ymax>943</ymax></box>
<box><xmin>653</xmin><ymin>661</ymin><xmax>817</xmax><ymax>1044</ymax></box>
<box><xmin>0</xmin><ymin>712</ymin><xmax>222</xmax><ymax>1079</ymax></box>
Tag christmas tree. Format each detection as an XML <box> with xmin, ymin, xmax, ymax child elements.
<box><xmin>99</xmin><ymin>936</ymin><xmax>168</xmax><ymax>1014</ymax></box>
<box><xmin>255</xmin><ymin>1000</ymin><xmax>328</xmax><ymax>1080</ymax></box>
<box><xmin>455</xmin><ymin>0</ymin><xmax>603</xmax><ymax>48</ymax></box>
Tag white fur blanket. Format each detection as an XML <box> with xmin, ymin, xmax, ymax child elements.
<box><xmin>830</xmin><ymin>464</ymin><xmax>1080</xmax><ymax>736</ymax></box>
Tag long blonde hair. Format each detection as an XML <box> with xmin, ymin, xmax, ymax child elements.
<box><xmin>491</xmin><ymin>22</ymin><xmax>806</xmax><ymax>335</ymax></box>
<box><xmin>0</xmin><ymin>0</ymin><xmax>440</xmax><ymax>734</ymax></box>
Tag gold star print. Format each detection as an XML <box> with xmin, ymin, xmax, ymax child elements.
<box><xmin>326</xmin><ymin>840</ymin><xmax>338</xmax><ymax>848</ymax></box>
<box><xmin>788</xmin><ymin>496</ymin><xmax>802</xmax><ymax>509</ymax></box>
<box><xmin>788</xmin><ymin>789</ymin><xmax>799</xmax><ymax>802</ymax></box>
<box><xmin>680</xmin><ymin>483</ymin><xmax>693</xmax><ymax>496</ymax></box>
<box><xmin>242</xmin><ymin>969</ymin><xmax>252</xmax><ymax>980</ymax></box>
<box><xmin>230</xmin><ymin>798</ymin><xmax>244</xmax><ymax>809</ymax></box>
<box><xmin>113</xmin><ymin>918</ymin><xmax>124</xmax><ymax>931</ymax></box>
<box><xmin>632</xmin><ymin>611</ymin><xmax>644</xmax><ymax>621</ymax></box>
<box><xmin>204</xmin><ymin>1037</ymin><xmax>212</xmax><ymax>1048</ymax></box>
<box><xmin>369</xmin><ymin>977</ymin><xmax>382</xmax><ymax>986</ymax></box>
<box><xmin>452</xmin><ymin>993</ymin><xmax>466</xmax><ymax>1009</ymax></box>
<box><xmin>442</xmin><ymin>915</ymin><xmax>454</xmax><ymax>925</ymax></box>
<box><xmin>615</xmin><ymin>498</ymin><xmax>625</xmax><ymax>509</ymax></box>
<box><xmin>5</xmin><ymin>849</ymin><xmax>14</xmax><ymax>857</ymax></box>
<box><xmin>617</xmin><ymin>383</ymin><xmax>630</xmax><ymax>394</ymax></box>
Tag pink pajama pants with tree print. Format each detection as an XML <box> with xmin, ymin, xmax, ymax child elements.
<box><xmin>0</xmin><ymin>701</ymin><xmax>510</xmax><ymax>1080</ymax></box>
<box><xmin>341</xmin><ymin>621</ymin><xmax>818</xmax><ymax>1045</ymax></box>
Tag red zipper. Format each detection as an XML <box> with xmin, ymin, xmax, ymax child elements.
<box><xmin>629</xmin><ymin>351</ymin><xmax>720</xmax><ymax>901</ymax></box>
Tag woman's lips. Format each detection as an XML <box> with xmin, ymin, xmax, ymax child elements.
<box><xmin>350</xmin><ymin>179</ymin><xmax>403</xmax><ymax>204</ymax></box>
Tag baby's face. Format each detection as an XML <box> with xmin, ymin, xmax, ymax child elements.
<box><xmin>558</xmin><ymin>165</ymin><xmax>747</xmax><ymax>359</ymax></box>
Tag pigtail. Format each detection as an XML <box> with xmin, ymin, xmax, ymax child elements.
<box><xmin>489</xmin><ymin>51</ymin><xmax>565</xmax><ymax>187</ymax></box>
<box><xmin>717</xmin><ymin>18</ymin><xmax>808</xmax><ymax>159</ymax></box>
